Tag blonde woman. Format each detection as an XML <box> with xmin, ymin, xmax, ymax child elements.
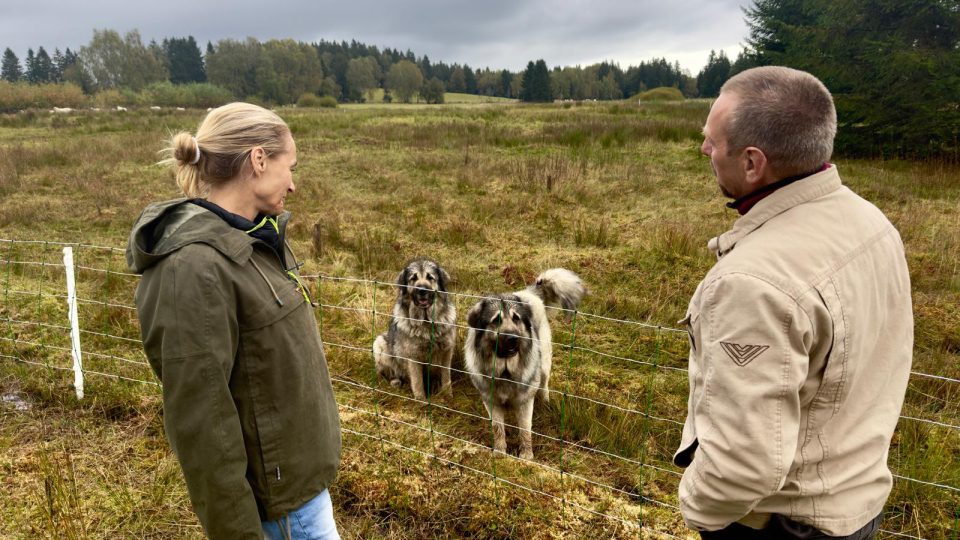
<box><xmin>127</xmin><ymin>102</ymin><xmax>341</xmax><ymax>540</ymax></box>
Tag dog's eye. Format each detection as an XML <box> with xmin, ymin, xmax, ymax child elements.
<box><xmin>512</xmin><ymin>313</ymin><xmax>521</xmax><ymax>323</ymax></box>
<box><xmin>427</xmin><ymin>274</ymin><xmax>435</xmax><ymax>281</ymax></box>
<box><xmin>491</xmin><ymin>314</ymin><xmax>502</xmax><ymax>326</ymax></box>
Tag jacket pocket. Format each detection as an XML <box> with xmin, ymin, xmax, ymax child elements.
<box><xmin>679</xmin><ymin>311</ymin><xmax>700</xmax><ymax>352</ymax></box>
<box><xmin>674</xmin><ymin>298</ymin><xmax>702</xmax><ymax>468</ymax></box>
<box><xmin>813</xmin><ymin>278</ymin><xmax>848</xmax><ymax>417</ymax></box>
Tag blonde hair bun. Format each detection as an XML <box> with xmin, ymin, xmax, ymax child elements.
<box><xmin>172</xmin><ymin>132</ymin><xmax>200</xmax><ymax>166</ymax></box>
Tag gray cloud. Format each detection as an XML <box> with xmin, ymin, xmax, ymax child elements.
<box><xmin>2</xmin><ymin>0</ymin><xmax>750</xmax><ymax>73</ymax></box>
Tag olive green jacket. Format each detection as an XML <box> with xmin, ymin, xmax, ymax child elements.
<box><xmin>126</xmin><ymin>199</ymin><xmax>341</xmax><ymax>539</ymax></box>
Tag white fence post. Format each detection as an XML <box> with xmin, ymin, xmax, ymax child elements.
<box><xmin>62</xmin><ymin>246</ymin><xmax>84</xmax><ymax>399</ymax></box>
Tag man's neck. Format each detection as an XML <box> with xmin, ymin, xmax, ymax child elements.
<box><xmin>727</xmin><ymin>163</ymin><xmax>830</xmax><ymax>215</ymax></box>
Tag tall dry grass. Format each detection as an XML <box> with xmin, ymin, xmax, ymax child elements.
<box><xmin>1</xmin><ymin>100</ymin><xmax>958</xmax><ymax>538</ymax></box>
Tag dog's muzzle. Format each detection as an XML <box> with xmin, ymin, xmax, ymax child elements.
<box><xmin>413</xmin><ymin>287</ymin><xmax>435</xmax><ymax>308</ymax></box>
<box><xmin>496</xmin><ymin>334</ymin><xmax>520</xmax><ymax>358</ymax></box>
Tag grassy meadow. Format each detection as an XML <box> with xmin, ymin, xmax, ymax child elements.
<box><xmin>0</xmin><ymin>99</ymin><xmax>958</xmax><ymax>539</ymax></box>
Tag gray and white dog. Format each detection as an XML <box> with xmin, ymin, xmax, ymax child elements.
<box><xmin>464</xmin><ymin>268</ymin><xmax>586</xmax><ymax>459</ymax></box>
<box><xmin>374</xmin><ymin>259</ymin><xmax>457</xmax><ymax>400</ymax></box>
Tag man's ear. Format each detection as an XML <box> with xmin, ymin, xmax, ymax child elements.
<box><xmin>742</xmin><ymin>146</ymin><xmax>770</xmax><ymax>188</ymax></box>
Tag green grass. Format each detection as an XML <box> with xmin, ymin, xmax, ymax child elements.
<box><xmin>1</xmin><ymin>102</ymin><xmax>958</xmax><ymax>539</ymax></box>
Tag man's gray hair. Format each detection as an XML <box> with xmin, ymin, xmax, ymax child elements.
<box><xmin>721</xmin><ymin>66</ymin><xmax>837</xmax><ymax>175</ymax></box>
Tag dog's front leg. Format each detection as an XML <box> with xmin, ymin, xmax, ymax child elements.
<box><xmin>407</xmin><ymin>360</ymin><xmax>426</xmax><ymax>400</ymax></box>
<box><xmin>438</xmin><ymin>347</ymin><xmax>453</xmax><ymax>396</ymax></box>
<box><xmin>516</xmin><ymin>398</ymin><xmax>536</xmax><ymax>460</ymax></box>
<box><xmin>482</xmin><ymin>400</ymin><xmax>508</xmax><ymax>454</ymax></box>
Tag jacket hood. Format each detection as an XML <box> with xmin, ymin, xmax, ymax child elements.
<box><xmin>126</xmin><ymin>198</ymin><xmax>259</xmax><ymax>274</ymax></box>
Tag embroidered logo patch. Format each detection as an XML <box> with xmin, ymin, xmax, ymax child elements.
<box><xmin>720</xmin><ymin>342</ymin><xmax>769</xmax><ymax>366</ymax></box>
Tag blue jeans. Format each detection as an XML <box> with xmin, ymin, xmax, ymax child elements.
<box><xmin>262</xmin><ymin>489</ymin><xmax>340</xmax><ymax>540</ymax></box>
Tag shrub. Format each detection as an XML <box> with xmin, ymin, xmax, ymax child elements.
<box><xmin>138</xmin><ymin>82</ymin><xmax>233</xmax><ymax>108</ymax></box>
<box><xmin>297</xmin><ymin>93</ymin><xmax>321</xmax><ymax>107</ymax></box>
<box><xmin>0</xmin><ymin>82</ymin><xmax>87</xmax><ymax>112</ymax></box>
<box><xmin>297</xmin><ymin>93</ymin><xmax>338</xmax><ymax>108</ymax></box>
<box><xmin>635</xmin><ymin>87</ymin><xmax>684</xmax><ymax>102</ymax></box>
<box><xmin>91</xmin><ymin>88</ymin><xmax>138</xmax><ymax>108</ymax></box>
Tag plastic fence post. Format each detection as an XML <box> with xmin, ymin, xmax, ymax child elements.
<box><xmin>3</xmin><ymin>240</ymin><xmax>12</xmax><ymax>342</ymax></box>
<box><xmin>62</xmin><ymin>247</ymin><xmax>84</xmax><ymax>399</ymax></box>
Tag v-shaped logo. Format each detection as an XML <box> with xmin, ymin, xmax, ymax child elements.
<box><xmin>720</xmin><ymin>342</ymin><xmax>769</xmax><ymax>367</ymax></box>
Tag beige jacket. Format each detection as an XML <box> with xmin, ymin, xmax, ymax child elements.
<box><xmin>673</xmin><ymin>166</ymin><xmax>913</xmax><ymax>535</ymax></box>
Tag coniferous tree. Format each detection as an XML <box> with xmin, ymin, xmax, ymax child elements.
<box><xmin>58</xmin><ymin>48</ymin><xmax>84</xmax><ymax>88</ymax></box>
<box><xmin>164</xmin><ymin>36</ymin><xmax>206</xmax><ymax>84</ymax></box>
<box><xmin>729</xmin><ymin>50</ymin><xmax>759</xmax><ymax>77</ymax></box>
<box><xmin>1</xmin><ymin>48</ymin><xmax>21</xmax><ymax>82</ymax></box>
<box><xmin>463</xmin><ymin>64</ymin><xmax>477</xmax><ymax>94</ymax></box>
<box><xmin>34</xmin><ymin>47</ymin><xmax>54</xmax><ymax>83</ymax></box>
<box><xmin>520</xmin><ymin>59</ymin><xmax>552</xmax><ymax>102</ymax></box>
<box><xmin>500</xmin><ymin>69</ymin><xmax>513</xmax><ymax>98</ymax></box>
<box><xmin>52</xmin><ymin>48</ymin><xmax>65</xmax><ymax>81</ymax></box>
<box><xmin>25</xmin><ymin>49</ymin><xmax>37</xmax><ymax>83</ymax></box>
<box><xmin>418</xmin><ymin>54</ymin><xmax>432</xmax><ymax>79</ymax></box>
<box><xmin>744</xmin><ymin>0</ymin><xmax>960</xmax><ymax>159</ymax></box>
<box><xmin>696</xmin><ymin>50</ymin><xmax>731</xmax><ymax>97</ymax></box>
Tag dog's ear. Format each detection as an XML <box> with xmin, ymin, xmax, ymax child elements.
<box><xmin>396</xmin><ymin>267</ymin><xmax>410</xmax><ymax>296</ymax></box>
<box><xmin>467</xmin><ymin>301</ymin><xmax>488</xmax><ymax>329</ymax></box>
<box><xmin>436</xmin><ymin>266</ymin><xmax>451</xmax><ymax>293</ymax></box>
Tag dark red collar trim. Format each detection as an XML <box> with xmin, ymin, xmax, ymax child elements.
<box><xmin>727</xmin><ymin>163</ymin><xmax>831</xmax><ymax>216</ymax></box>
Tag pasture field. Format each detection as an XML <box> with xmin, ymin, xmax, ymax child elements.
<box><xmin>0</xmin><ymin>101</ymin><xmax>957</xmax><ymax>539</ymax></box>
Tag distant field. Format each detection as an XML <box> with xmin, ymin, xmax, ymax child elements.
<box><xmin>0</xmin><ymin>102</ymin><xmax>957</xmax><ymax>539</ymax></box>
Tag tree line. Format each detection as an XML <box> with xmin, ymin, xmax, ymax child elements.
<box><xmin>693</xmin><ymin>0</ymin><xmax>959</xmax><ymax>160</ymax></box>
<box><xmin>2</xmin><ymin>28</ymin><xmax>713</xmax><ymax>106</ymax></box>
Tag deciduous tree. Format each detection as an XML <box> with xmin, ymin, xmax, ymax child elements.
<box><xmin>386</xmin><ymin>60</ymin><xmax>423</xmax><ymax>103</ymax></box>
<box><xmin>78</xmin><ymin>29</ymin><xmax>168</xmax><ymax>91</ymax></box>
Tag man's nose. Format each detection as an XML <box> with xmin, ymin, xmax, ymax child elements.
<box><xmin>701</xmin><ymin>139</ymin><xmax>711</xmax><ymax>157</ymax></box>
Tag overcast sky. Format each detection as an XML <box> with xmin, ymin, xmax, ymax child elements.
<box><xmin>2</xmin><ymin>0</ymin><xmax>750</xmax><ymax>75</ymax></box>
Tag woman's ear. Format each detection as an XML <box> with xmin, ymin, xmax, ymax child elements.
<box><xmin>250</xmin><ymin>147</ymin><xmax>266</xmax><ymax>176</ymax></box>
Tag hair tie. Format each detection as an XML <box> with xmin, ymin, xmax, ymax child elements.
<box><xmin>190</xmin><ymin>137</ymin><xmax>201</xmax><ymax>165</ymax></box>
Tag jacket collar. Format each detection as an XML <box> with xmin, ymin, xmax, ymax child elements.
<box><xmin>127</xmin><ymin>199</ymin><xmax>283</xmax><ymax>273</ymax></box>
<box><xmin>708</xmin><ymin>165</ymin><xmax>842</xmax><ymax>258</ymax></box>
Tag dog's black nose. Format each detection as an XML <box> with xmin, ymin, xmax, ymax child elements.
<box><xmin>496</xmin><ymin>335</ymin><xmax>519</xmax><ymax>357</ymax></box>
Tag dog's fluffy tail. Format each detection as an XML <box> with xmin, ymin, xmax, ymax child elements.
<box><xmin>527</xmin><ymin>268</ymin><xmax>586</xmax><ymax>312</ymax></box>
